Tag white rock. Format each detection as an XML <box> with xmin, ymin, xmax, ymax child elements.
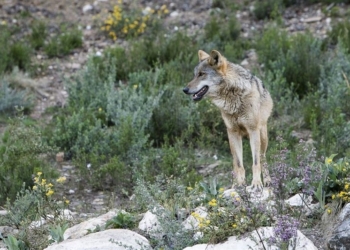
<box><xmin>285</xmin><ymin>193</ymin><xmax>312</xmax><ymax>207</ymax></box>
<box><xmin>183</xmin><ymin>227</ymin><xmax>317</xmax><ymax>250</ymax></box>
<box><xmin>246</xmin><ymin>187</ymin><xmax>272</xmax><ymax>203</ymax></box>
<box><xmin>82</xmin><ymin>4</ymin><xmax>93</xmax><ymax>13</ymax></box>
<box><xmin>68</xmin><ymin>189</ymin><xmax>75</xmax><ymax>194</ymax></box>
<box><xmin>182</xmin><ymin>206</ymin><xmax>208</xmax><ymax>230</ymax></box>
<box><xmin>44</xmin><ymin>229</ymin><xmax>150</xmax><ymax>250</ymax></box>
<box><xmin>0</xmin><ymin>210</ymin><xmax>7</xmax><ymax>216</ymax></box>
<box><xmin>138</xmin><ymin>211</ymin><xmax>161</xmax><ymax>233</ymax></box>
<box><xmin>170</xmin><ymin>11</ymin><xmax>179</xmax><ymax>17</ymax></box>
<box><xmin>64</xmin><ymin>210</ymin><xmax>118</xmax><ymax>240</ymax></box>
<box><xmin>142</xmin><ymin>7</ymin><xmax>152</xmax><ymax>15</ymax></box>
<box><xmin>222</xmin><ymin>188</ymin><xmax>240</xmax><ymax>200</ymax></box>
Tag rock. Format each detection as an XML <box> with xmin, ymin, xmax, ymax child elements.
<box><xmin>182</xmin><ymin>206</ymin><xmax>208</xmax><ymax>230</ymax></box>
<box><xmin>170</xmin><ymin>11</ymin><xmax>179</xmax><ymax>17</ymax></box>
<box><xmin>82</xmin><ymin>4</ymin><xmax>93</xmax><ymax>13</ymax></box>
<box><xmin>63</xmin><ymin>210</ymin><xmax>118</xmax><ymax>240</ymax></box>
<box><xmin>0</xmin><ymin>210</ymin><xmax>7</xmax><ymax>216</ymax></box>
<box><xmin>183</xmin><ymin>227</ymin><xmax>317</xmax><ymax>250</ymax></box>
<box><xmin>0</xmin><ymin>226</ymin><xmax>18</xmax><ymax>236</ymax></box>
<box><xmin>44</xmin><ymin>229</ymin><xmax>150</xmax><ymax>250</ymax></box>
<box><xmin>285</xmin><ymin>193</ymin><xmax>312</xmax><ymax>207</ymax></box>
<box><xmin>138</xmin><ymin>211</ymin><xmax>161</xmax><ymax>238</ymax></box>
<box><xmin>327</xmin><ymin>203</ymin><xmax>350</xmax><ymax>250</ymax></box>
<box><xmin>222</xmin><ymin>189</ymin><xmax>240</xmax><ymax>200</ymax></box>
<box><xmin>56</xmin><ymin>152</ymin><xmax>64</xmax><ymax>162</ymax></box>
<box><xmin>246</xmin><ymin>187</ymin><xmax>272</xmax><ymax>203</ymax></box>
<box><xmin>302</xmin><ymin>16</ymin><xmax>322</xmax><ymax>23</ymax></box>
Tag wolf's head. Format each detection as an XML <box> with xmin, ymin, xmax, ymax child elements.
<box><xmin>183</xmin><ymin>50</ymin><xmax>227</xmax><ymax>101</ymax></box>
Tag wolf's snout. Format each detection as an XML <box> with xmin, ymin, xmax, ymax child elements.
<box><xmin>183</xmin><ymin>87</ymin><xmax>189</xmax><ymax>94</ymax></box>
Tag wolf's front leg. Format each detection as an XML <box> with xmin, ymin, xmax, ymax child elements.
<box><xmin>248</xmin><ymin>129</ymin><xmax>263</xmax><ymax>190</ymax></box>
<box><xmin>227</xmin><ymin>130</ymin><xmax>245</xmax><ymax>186</ymax></box>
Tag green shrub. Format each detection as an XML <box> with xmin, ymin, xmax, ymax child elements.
<box><xmin>106</xmin><ymin>212</ymin><xmax>136</xmax><ymax>229</ymax></box>
<box><xmin>0</xmin><ymin>80</ymin><xmax>33</xmax><ymax>115</ymax></box>
<box><xmin>0</xmin><ymin>118</ymin><xmax>57</xmax><ymax>204</ymax></box>
<box><xmin>45</xmin><ymin>26</ymin><xmax>82</xmax><ymax>57</ymax></box>
<box><xmin>30</xmin><ymin>21</ymin><xmax>47</xmax><ymax>50</ymax></box>
<box><xmin>327</xmin><ymin>20</ymin><xmax>350</xmax><ymax>52</ymax></box>
<box><xmin>305</xmin><ymin>46</ymin><xmax>350</xmax><ymax>156</ymax></box>
<box><xmin>204</xmin><ymin>15</ymin><xmax>240</xmax><ymax>43</ymax></box>
<box><xmin>254</xmin><ymin>0</ymin><xmax>284</xmax><ymax>20</ymax></box>
<box><xmin>257</xmin><ymin>28</ymin><xmax>323</xmax><ymax>98</ymax></box>
<box><xmin>0</xmin><ymin>26</ymin><xmax>32</xmax><ymax>74</ymax></box>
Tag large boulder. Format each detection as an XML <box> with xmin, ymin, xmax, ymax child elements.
<box><xmin>63</xmin><ymin>210</ymin><xmax>119</xmax><ymax>240</ymax></box>
<box><xmin>44</xmin><ymin>229</ymin><xmax>151</xmax><ymax>250</ymax></box>
<box><xmin>183</xmin><ymin>227</ymin><xmax>317</xmax><ymax>250</ymax></box>
<box><xmin>327</xmin><ymin>203</ymin><xmax>350</xmax><ymax>250</ymax></box>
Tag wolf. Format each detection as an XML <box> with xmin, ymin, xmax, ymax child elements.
<box><xmin>183</xmin><ymin>50</ymin><xmax>273</xmax><ymax>189</ymax></box>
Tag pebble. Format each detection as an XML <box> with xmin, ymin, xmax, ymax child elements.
<box><xmin>82</xmin><ymin>4</ymin><xmax>93</xmax><ymax>13</ymax></box>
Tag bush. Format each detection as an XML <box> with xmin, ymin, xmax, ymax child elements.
<box><xmin>0</xmin><ymin>80</ymin><xmax>33</xmax><ymax>115</ymax></box>
<box><xmin>305</xmin><ymin>46</ymin><xmax>350</xmax><ymax>156</ymax></box>
<box><xmin>0</xmin><ymin>26</ymin><xmax>32</xmax><ymax>74</ymax></box>
<box><xmin>30</xmin><ymin>21</ymin><xmax>47</xmax><ymax>50</ymax></box>
<box><xmin>256</xmin><ymin>28</ymin><xmax>323</xmax><ymax>98</ymax></box>
<box><xmin>45</xmin><ymin>26</ymin><xmax>82</xmax><ymax>58</ymax></box>
<box><xmin>327</xmin><ymin>20</ymin><xmax>350</xmax><ymax>52</ymax></box>
<box><xmin>0</xmin><ymin>118</ymin><xmax>57</xmax><ymax>204</ymax></box>
<box><xmin>254</xmin><ymin>0</ymin><xmax>284</xmax><ymax>20</ymax></box>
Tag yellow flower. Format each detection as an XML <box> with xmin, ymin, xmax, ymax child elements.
<box><xmin>41</xmin><ymin>179</ymin><xmax>47</xmax><ymax>185</ymax></box>
<box><xmin>230</xmin><ymin>192</ymin><xmax>236</xmax><ymax>197</ymax></box>
<box><xmin>187</xmin><ymin>186</ymin><xmax>193</xmax><ymax>191</ymax></box>
<box><xmin>98</xmin><ymin>107</ymin><xmax>102</xmax><ymax>112</ymax></box>
<box><xmin>327</xmin><ymin>209</ymin><xmax>331</xmax><ymax>214</ymax></box>
<box><xmin>37</xmin><ymin>172</ymin><xmax>42</xmax><ymax>176</ymax></box>
<box><xmin>163</xmin><ymin>8</ymin><xmax>169</xmax><ymax>14</ymax></box>
<box><xmin>345</xmin><ymin>184</ymin><xmax>349</xmax><ymax>190</ymax></box>
<box><xmin>65</xmin><ymin>199</ymin><xmax>70</xmax><ymax>205</ymax></box>
<box><xmin>232</xmin><ymin>224</ymin><xmax>237</xmax><ymax>228</ymax></box>
<box><xmin>47</xmin><ymin>183</ymin><xmax>54</xmax><ymax>188</ymax></box>
<box><xmin>208</xmin><ymin>199</ymin><xmax>217</xmax><ymax>207</ymax></box>
<box><xmin>33</xmin><ymin>185</ymin><xmax>38</xmax><ymax>191</ymax></box>
<box><xmin>332</xmin><ymin>194</ymin><xmax>335</xmax><ymax>199</ymax></box>
<box><xmin>346</xmin><ymin>162</ymin><xmax>349</xmax><ymax>166</ymax></box>
<box><xmin>133</xmin><ymin>84</ymin><xmax>138</xmax><ymax>89</ymax></box>
<box><xmin>46</xmin><ymin>190</ymin><xmax>54</xmax><ymax>197</ymax></box>
<box><xmin>105</xmin><ymin>25</ymin><xmax>111</xmax><ymax>31</ymax></box>
<box><xmin>219</xmin><ymin>188</ymin><xmax>224</xmax><ymax>193</ymax></box>
<box><xmin>57</xmin><ymin>176</ymin><xmax>67</xmax><ymax>184</ymax></box>
<box><xmin>1</xmin><ymin>20</ymin><xmax>7</xmax><ymax>25</ymax></box>
<box><xmin>326</xmin><ymin>158</ymin><xmax>332</xmax><ymax>164</ymax></box>
<box><xmin>117</xmin><ymin>0</ymin><xmax>122</xmax><ymax>4</ymax></box>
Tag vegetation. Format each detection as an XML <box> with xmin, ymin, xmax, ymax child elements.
<box><xmin>0</xmin><ymin>0</ymin><xmax>350</xmax><ymax>249</ymax></box>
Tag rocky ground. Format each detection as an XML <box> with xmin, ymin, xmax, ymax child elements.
<box><xmin>0</xmin><ymin>0</ymin><xmax>347</xmax><ymax>249</ymax></box>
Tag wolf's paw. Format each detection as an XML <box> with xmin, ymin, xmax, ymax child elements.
<box><xmin>247</xmin><ymin>179</ymin><xmax>263</xmax><ymax>192</ymax></box>
<box><xmin>263</xmin><ymin>176</ymin><xmax>272</xmax><ymax>187</ymax></box>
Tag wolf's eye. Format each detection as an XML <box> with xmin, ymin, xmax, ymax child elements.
<box><xmin>198</xmin><ymin>72</ymin><xmax>205</xmax><ymax>77</ymax></box>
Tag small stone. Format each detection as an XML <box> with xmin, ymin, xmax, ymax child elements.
<box><xmin>82</xmin><ymin>4</ymin><xmax>93</xmax><ymax>13</ymax></box>
<box><xmin>302</xmin><ymin>16</ymin><xmax>322</xmax><ymax>23</ymax></box>
<box><xmin>56</xmin><ymin>152</ymin><xmax>64</xmax><ymax>162</ymax></box>
<box><xmin>37</xmin><ymin>54</ymin><xmax>42</xmax><ymax>60</ymax></box>
<box><xmin>0</xmin><ymin>210</ymin><xmax>8</xmax><ymax>216</ymax></box>
<box><xmin>170</xmin><ymin>11</ymin><xmax>179</xmax><ymax>17</ymax></box>
<box><xmin>68</xmin><ymin>189</ymin><xmax>75</xmax><ymax>194</ymax></box>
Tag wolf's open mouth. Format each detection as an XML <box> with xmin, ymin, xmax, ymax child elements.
<box><xmin>192</xmin><ymin>86</ymin><xmax>208</xmax><ymax>101</ymax></box>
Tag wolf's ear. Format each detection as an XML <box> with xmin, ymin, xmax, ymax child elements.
<box><xmin>209</xmin><ymin>50</ymin><xmax>227</xmax><ymax>73</ymax></box>
<box><xmin>198</xmin><ymin>50</ymin><xmax>210</xmax><ymax>62</ymax></box>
